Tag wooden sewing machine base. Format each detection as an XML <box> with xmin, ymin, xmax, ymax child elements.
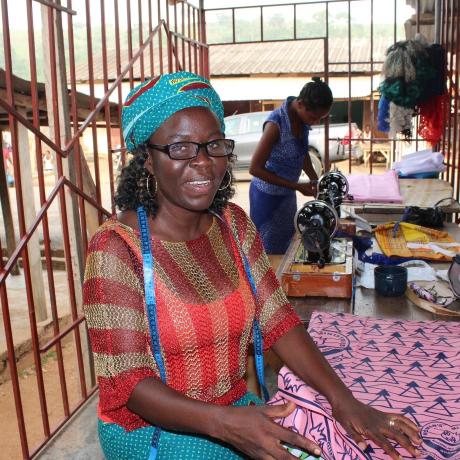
<box><xmin>278</xmin><ymin>235</ymin><xmax>354</xmax><ymax>298</ymax></box>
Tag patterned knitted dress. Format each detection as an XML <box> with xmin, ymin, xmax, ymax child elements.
<box><xmin>83</xmin><ymin>203</ymin><xmax>300</xmax><ymax>459</ymax></box>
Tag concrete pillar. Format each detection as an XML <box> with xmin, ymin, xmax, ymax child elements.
<box><xmin>41</xmin><ymin>4</ymin><xmax>95</xmax><ymax>387</ymax></box>
<box><xmin>0</xmin><ymin>130</ymin><xmax>20</xmax><ymax>275</ymax></box>
<box><xmin>17</xmin><ymin>110</ymin><xmax>48</xmax><ymax>321</ymax></box>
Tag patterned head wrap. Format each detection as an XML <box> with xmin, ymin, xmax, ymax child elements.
<box><xmin>122</xmin><ymin>71</ymin><xmax>225</xmax><ymax>151</ymax></box>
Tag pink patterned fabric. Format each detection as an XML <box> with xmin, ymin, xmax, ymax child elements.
<box><xmin>270</xmin><ymin>312</ymin><xmax>460</xmax><ymax>460</ymax></box>
<box><xmin>346</xmin><ymin>170</ymin><xmax>403</xmax><ymax>203</ymax></box>
<box><xmin>270</xmin><ymin>370</ymin><xmax>369</xmax><ymax>460</ymax></box>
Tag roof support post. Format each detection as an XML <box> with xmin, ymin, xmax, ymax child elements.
<box><xmin>17</xmin><ymin>108</ymin><xmax>48</xmax><ymax>321</ymax></box>
<box><xmin>0</xmin><ymin>129</ymin><xmax>19</xmax><ymax>275</ymax></box>
<box><xmin>40</xmin><ymin>1</ymin><xmax>95</xmax><ymax>387</ymax></box>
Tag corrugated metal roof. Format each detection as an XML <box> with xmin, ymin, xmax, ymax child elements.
<box><xmin>209</xmin><ymin>37</ymin><xmax>390</xmax><ymax>76</ymax></box>
<box><xmin>73</xmin><ymin>49</ymin><xmax>149</xmax><ymax>83</ymax></box>
<box><xmin>73</xmin><ymin>37</ymin><xmax>389</xmax><ymax>82</ymax></box>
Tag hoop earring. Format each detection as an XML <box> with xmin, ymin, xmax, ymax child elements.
<box><xmin>218</xmin><ymin>170</ymin><xmax>232</xmax><ymax>191</ymax></box>
<box><xmin>145</xmin><ymin>174</ymin><xmax>158</xmax><ymax>196</ymax></box>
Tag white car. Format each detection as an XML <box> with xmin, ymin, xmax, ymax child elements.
<box><xmin>224</xmin><ymin>111</ymin><xmax>363</xmax><ymax>177</ymax></box>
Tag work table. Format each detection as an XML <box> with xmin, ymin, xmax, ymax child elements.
<box><xmin>269</xmin><ymin>222</ymin><xmax>460</xmax><ymax>324</ymax></box>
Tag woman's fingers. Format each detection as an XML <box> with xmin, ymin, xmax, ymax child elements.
<box><xmin>263</xmin><ymin>401</ymin><xmax>297</xmax><ymax>419</ymax></box>
<box><xmin>393</xmin><ymin>415</ymin><xmax>423</xmax><ymax>445</ymax></box>
<box><xmin>277</xmin><ymin>426</ymin><xmax>322</xmax><ymax>458</ymax></box>
<box><xmin>343</xmin><ymin>424</ymin><xmax>368</xmax><ymax>452</ymax></box>
<box><xmin>367</xmin><ymin>432</ymin><xmax>402</xmax><ymax>460</ymax></box>
<box><xmin>385</xmin><ymin>417</ymin><xmax>422</xmax><ymax>457</ymax></box>
<box><xmin>363</xmin><ymin>414</ymin><xmax>422</xmax><ymax>459</ymax></box>
<box><xmin>263</xmin><ymin>403</ymin><xmax>322</xmax><ymax>457</ymax></box>
<box><xmin>271</xmin><ymin>442</ymin><xmax>319</xmax><ymax>460</ymax></box>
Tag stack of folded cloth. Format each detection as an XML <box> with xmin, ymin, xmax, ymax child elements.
<box><xmin>392</xmin><ymin>149</ymin><xmax>446</xmax><ymax>176</ymax></box>
<box><xmin>346</xmin><ymin>170</ymin><xmax>403</xmax><ymax>203</ymax></box>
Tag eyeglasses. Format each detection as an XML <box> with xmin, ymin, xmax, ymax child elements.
<box><xmin>147</xmin><ymin>139</ymin><xmax>235</xmax><ymax>160</ymax></box>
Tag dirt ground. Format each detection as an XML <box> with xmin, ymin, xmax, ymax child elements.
<box><xmin>0</xmin><ymin>340</ymin><xmax>83</xmax><ymax>459</ymax></box>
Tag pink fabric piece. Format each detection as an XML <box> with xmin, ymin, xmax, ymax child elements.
<box><xmin>346</xmin><ymin>170</ymin><xmax>403</xmax><ymax>203</ymax></box>
<box><xmin>269</xmin><ymin>369</ymin><xmax>370</xmax><ymax>460</ymax></box>
<box><xmin>269</xmin><ymin>312</ymin><xmax>460</xmax><ymax>460</ymax></box>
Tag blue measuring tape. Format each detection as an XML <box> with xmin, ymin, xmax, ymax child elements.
<box><xmin>136</xmin><ymin>206</ymin><xmax>268</xmax><ymax>459</ymax></box>
<box><xmin>240</xmin><ymin>247</ymin><xmax>270</xmax><ymax>402</ymax></box>
<box><xmin>137</xmin><ymin>207</ymin><xmax>165</xmax><ymax>459</ymax></box>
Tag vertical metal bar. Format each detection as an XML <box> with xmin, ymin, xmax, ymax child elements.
<box><xmin>127</xmin><ymin>0</ymin><xmax>134</xmax><ymax>85</ymax></box>
<box><xmin>451</xmin><ymin>0</ymin><xmax>459</xmax><ymax>199</ymax></box>
<box><xmin>173</xmin><ymin>0</ymin><xmax>178</xmax><ymax>71</ymax></box>
<box><xmin>148</xmin><ymin>0</ymin><xmax>154</xmax><ymax>76</ymax></box>
<box><xmin>393</xmin><ymin>0</ymin><xmax>398</xmax><ymax>163</ymax></box>
<box><xmin>85</xmin><ymin>0</ymin><xmax>102</xmax><ymax>221</ymax></box>
<box><xmin>199</xmin><ymin>0</ymin><xmax>208</xmax><ymax>78</ymax></box>
<box><xmin>0</xmin><ymin>259</ymin><xmax>29</xmax><ymax>458</ymax></box>
<box><xmin>26</xmin><ymin>0</ymin><xmax>70</xmax><ymax>418</ymax></box>
<box><xmin>414</xmin><ymin>0</ymin><xmax>420</xmax><ymax>152</ymax></box>
<box><xmin>434</xmin><ymin>0</ymin><xmax>441</xmax><ymax>44</ymax></box>
<box><xmin>166</xmin><ymin>0</ymin><xmax>173</xmax><ymax>73</ymax></box>
<box><xmin>293</xmin><ymin>3</ymin><xmax>297</xmax><ymax>40</ymax></box>
<box><xmin>101</xmin><ymin>0</ymin><xmax>115</xmax><ymax>212</ymax></box>
<box><xmin>260</xmin><ymin>6</ymin><xmax>264</xmax><ymax>42</ymax></box>
<box><xmin>158</xmin><ymin>0</ymin><xmax>164</xmax><ymax>74</ymax></box>
<box><xmin>64</xmin><ymin>0</ymin><xmax>96</xmax><ymax>392</ymax></box>
<box><xmin>114</xmin><ymin>0</ymin><xmax>126</xmax><ymax>169</ymax></box>
<box><xmin>324</xmin><ymin>3</ymin><xmax>330</xmax><ymax>172</ymax></box>
<box><xmin>347</xmin><ymin>0</ymin><xmax>352</xmax><ymax>173</ymax></box>
<box><xmin>198</xmin><ymin>1</ymin><xmax>203</xmax><ymax>75</ymax></box>
<box><xmin>446</xmin><ymin>0</ymin><xmax>456</xmax><ymax>186</ymax></box>
<box><xmin>0</xmin><ymin>127</ymin><xmax>18</xmax><ymax>275</ymax></box>
<box><xmin>370</xmin><ymin>0</ymin><xmax>374</xmax><ymax>174</ymax></box>
<box><xmin>3</xmin><ymin>0</ymin><xmax>51</xmax><ymax>442</ymax></box>
<box><xmin>232</xmin><ymin>7</ymin><xmax>235</xmax><ymax>44</ymax></box>
<box><xmin>47</xmin><ymin>3</ymin><xmax>87</xmax><ymax>401</ymax></box>
<box><xmin>138</xmin><ymin>0</ymin><xmax>145</xmax><ymax>81</ymax></box>
<box><xmin>443</xmin><ymin>0</ymin><xmax>448</xmax><ymax>56</ymax></box>
<box><xmin>446</xmin><ymin>0</ymin><xmax>454</xmax><ymax>185</ymax></box>
<box><xmin>193</xmin><ymin>7</ymin><xmax>198</xmax><ymax>73</ymax></box>
<box><xmin>0</xmin><ymin>9</ymin><xmax>28</xmax><ymax>438</ymax></box>
<box><xmin>181</xmin><ymin>1</ymin><xmax>186</xmax><ymax>69</ymax></box>
<box><xmin>67</xmin><ymin>0</ymin><xmax>89</xmax><ymax>253</ymax></box>
<box><xmin>394</xmin><ymin>0</ymin><xmax>397</xmax><ymax>42</ymax></box>
<box><xmin>441</xmin><ymin>0</ymin><xmax>450</xmax><ymax>180</ymax></box>
<box><xmin>187</xmin><ymin>4</ymin><xmax>192</xmax><ymax>71</ymax></box>
<box><xmin>324</xmin><ymin>3</ymin><xmax>329</xmax><ymax>84</ymax></box>
<box><xmin>416</xmin><ymin>0</ymin><xmax>421</xmax><ymax>33</ymax></box>
<box><xmin>171</xmin><ymin>1</ymin><xmax>176</xmax><ymax>69</ymax></box>
<box><xmin>437</xmin><ymin>0</ymin><xmax>446</xmax><ymax>181</ymax></box>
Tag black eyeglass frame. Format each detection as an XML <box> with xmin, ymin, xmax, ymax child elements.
<box><xmin>147</xmin><ymin>139</ymin><xmax>235</xmax><ymax>160</ymax></box>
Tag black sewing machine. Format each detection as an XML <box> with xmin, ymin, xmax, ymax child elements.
<box><xmin>278</xmin><ymin>171</ymin><xmax>354</xmax><ymax>298</ymax></box>
<box><xmin>316</xmin><ymin>170</ymin><xmax>350</xmax><ymax>216</ymax></box>
<box><xmin>294</xmin><ymin>199</ymin><xmax>339</xmax><ymax>268</ymax></box>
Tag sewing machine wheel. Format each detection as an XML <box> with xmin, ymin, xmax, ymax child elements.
<box><xmin>317</xmin><ymin>171</ymin><xmax>349</xmax><ymax>198</ymax></box>
<box><xmin>295</xmin><ymin>200</ymin><xmax>339</xmax><ymax>253</ymax></box>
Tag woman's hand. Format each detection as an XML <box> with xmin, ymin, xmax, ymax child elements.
<box><xmin>296</xmin><ymin>182</ymin><xmax>317</xmax><ymax>196</ymax></box>
<box><xmin>331</xmin><ymin>395</ymin><xmax>422</xmax><ymax>459</ymax></box>
<box><xmin>214</xmin><ymin>402</ymin><xmax>322</xmax><ymax>460</ymax></box>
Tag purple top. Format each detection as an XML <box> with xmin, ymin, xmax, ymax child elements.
<box><xmin>251</xmin><ymin>97</ymin><xmax>310</xmax><ymax>196</ymax></box>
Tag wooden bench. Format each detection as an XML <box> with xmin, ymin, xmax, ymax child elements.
<box><xmin>362</xmin><ymin>142</ymin><xmax>391</xmax><ymax>168</ymax></box>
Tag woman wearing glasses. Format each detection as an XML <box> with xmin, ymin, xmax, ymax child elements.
<box><xmin>83</xmin><ymin>72</ymin><xmax>421</xmax><ymax>460</ymax></box>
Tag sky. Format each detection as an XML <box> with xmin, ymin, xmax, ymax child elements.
<box><xmin>1</xmin><ymin>0</ymin><xmax>415</xmax><ymax>30</ymax></box>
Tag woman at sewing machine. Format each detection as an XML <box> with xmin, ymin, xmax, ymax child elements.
<box><xmin>83</xmin><ymin>71</ymin><xmax>421</xmax><ymax>460</ymax></box>
<box><xmin>249</xmin><ymin>78</ymin><xmax>333</xmax><ymax>254</ymax></box>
